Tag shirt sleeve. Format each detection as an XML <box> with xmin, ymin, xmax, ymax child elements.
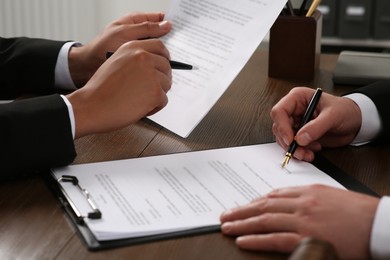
<box><xmin>60</xmin><ymin>95</ymin><xmax>75</xmax><ymax>139</ymax></box>
<box><xmin>55</xmin><ymin>42</ymin><xmax>81</xmax><ymax>139</ymax></box>
<box><xmin>345</xmin><ymin>93</ymin><xmax>382</xmax><ymax>145</ymax></box>
<box><xmin>345</xmin><ymin>93</ymin><xmax>389</xmax><ymax>258</ymax></box>
<box><xmin>54</xmin><ymin>41</ymin><xmax>81</xmax><ymax>90</ymax></box>
<box><xmin>370</xmin><ymin>196</ymin><xmax>390</xmax><ymax>259</ymax></box>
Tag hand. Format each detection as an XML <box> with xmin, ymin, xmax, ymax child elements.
<box><xmin>66</xmin><ymin>39</ymin><xmax>172</xmax><ymax>138</ymax></box>
<box><xmin>220</xmin><ymin>185</ymin><xmax>379</xmax><ymax>259</ymax></box>
<box><xmin>270</xmin><ymin>87</ymin><xmax>362</xmax><ymax>162</ymax></box>
<box><xmin>68</xmin><ymin>12</ymin><xmax>171</xmax><ymax>87</ymax></box>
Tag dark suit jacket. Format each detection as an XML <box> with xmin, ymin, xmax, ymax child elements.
<box><xmin>0</xmin><ymin>37</ymin><xmax>76</xmax><ymax>179</ymax></box>
<box><xmin>353</xmin><ymin>80</ymin><xmax>390</xmax><ymax>143</ymax></box>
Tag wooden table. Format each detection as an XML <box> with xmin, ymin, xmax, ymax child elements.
<box><xmin>1</xmin><ymin>50</ymin><xmax>389</xmax><ymax>260</ymax></box>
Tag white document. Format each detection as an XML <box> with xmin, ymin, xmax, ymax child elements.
<box><xmin>148</xmin><ymin>0</ymin><xmax>287</xmax><ymax>138</ymax></box>
<box><xmin>52</xmin><ymin>143</ymin><xmax>344</xmax><ymax>241</ymax></box>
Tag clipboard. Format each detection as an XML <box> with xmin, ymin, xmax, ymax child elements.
<box><xmin>313</xmin><ymin>154</ymin><xmax>378</xmax><ymax>197</ymax></box>
<box><xmin>44</xmin><ymin>172</ymin><xmax>220</xmax><ymax>251</ymax></box>
<box><xmin>44</xmin><ymin>152</ymin><xmax>377</xmax><ymax>251</ymax></box>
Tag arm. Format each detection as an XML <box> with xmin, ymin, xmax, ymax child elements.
<box><xmin>0</xmin><ymin>12</ymin><xmax>172</xmax><ymax>179</ymax></box>
<box><xmin>0</xmin><ymin>95</ymin><xmax>76</xmax><ymax>179</ymax></box>
<box><xmin>0</xmin><ymin>38</ymin><xmax>75</xmax><ymax>179</ymax></box>
<box><xmin>352</xmin><ymin>80</ymin><xmax>390</xmax><ymax>143</ymax></box>
<box><xmin>0</xmin><ymin>37</ymin><xmax>66</xmax><ymax>99</ymax></box>
<box><xmin>0</xmin><ymin>12</ymin><xmax>171</xmax><ymax>97</ymax></box>
<box><xmin>221</xmin><ymin>84</ymin><xmax>390</xmax><ymax>258</ymax></box>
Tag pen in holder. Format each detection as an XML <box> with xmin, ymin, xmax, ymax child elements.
<box><xmin>268</xmin><ymin>10</ymin><xmax>323</xmax><ymax>80</ymax></box>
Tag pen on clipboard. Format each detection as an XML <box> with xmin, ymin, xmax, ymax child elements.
<box><xmin>105</xmin><ymin>51</ymin><xmax>196</xmax><ymax>70</ymax></box>
<box><xmin>281</xmin><ymin>88</ymin><xmax>322</xmax><ymax>168</ymax></box>
<box><xmin>306</xmin><ymin>0</ymin><xmax>321</xmax><ymax>17</ymax></box>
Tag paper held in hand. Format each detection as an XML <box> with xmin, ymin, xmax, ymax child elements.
<box><xmin>148</xmin><ymin>0</ymin><xmax>287</xmax><ymax>138</ymax></box>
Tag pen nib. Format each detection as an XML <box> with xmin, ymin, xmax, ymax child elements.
<box><xmin>281</xmin><ymin>154</ymin><xmax>291</xmax><ymax>168</ymax></box>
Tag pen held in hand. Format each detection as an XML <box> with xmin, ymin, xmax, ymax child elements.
<box><xmin>281</xmin><ymin>88</ymin><xmax>322</xmax><ymax>168</ymax></box>
<box><xmin>105</xmin><ymin>51</ymin><xmax>196</xmax><ymax>70</ymax></box>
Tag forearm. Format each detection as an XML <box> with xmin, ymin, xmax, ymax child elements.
<box><xmin>0</xmin><ymin>95</ymin><xmax>77</xmax><ymax>179</ymax></box>
<box><xmin>0</xmin><ymin>37</ymin><xmax>66</xmax><ymax>98</ymax></box>
<box><xmin>67</xmin><ymin>44</ymin><xmax>99</xmax><ymax>88</ymax></box>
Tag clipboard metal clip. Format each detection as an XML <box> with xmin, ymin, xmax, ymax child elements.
<box><xmin>57</xmin><ymin>175</ymin><xmax>102</xmax><ymax>223</ymax></box>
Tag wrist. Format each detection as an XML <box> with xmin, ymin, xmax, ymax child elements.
<box><xmin>68</xmin><ymin>45</ymin><xmax>98</xmax><ymax>88</ymax></box>
<box><xmin>66</xmin><ymin>88</ymin><xmax>92</xmax><ymax>139</ymax></box>
<box><xmin>346</xmin><ymin>97</ymin><xmax>363</xmax><ymax>137</ymax></box>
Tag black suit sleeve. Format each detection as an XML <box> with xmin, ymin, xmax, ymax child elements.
<box><xmin>0</xmin><ymin>37</ymin><xmax>67</xmax><ymax>99</ymax></box>
<box><xmin>0</xmin><ymin>94</ymin><xmax>76</xmax><ymax>179</ymax></box>
<box><xmin>0</xmin><ymin>37</ymin><xmax>76</xmax><ymax>179</ymax></box>
<box><xmin>353</xmin><ymin>80</ymin><xmax>390</xmax><ymax>143</ymax></box>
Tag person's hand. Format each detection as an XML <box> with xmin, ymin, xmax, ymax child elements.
<box><xmin>220</xmin><ymin>185</ymin><xmax>379</xmax><ymax>259</ymax></box>
<box><xmin>68</xmin><ymin>12</ymin><xmax>171</xmax><ymax>87</ymax></box>
<box><xmin>66</xmin><ymin>39</ymin><xmax>172</xmax><ymax>138</ymax></box>
<box><xmin>270</xmin><ymin>87</ymin><xmax>362</xmax><ymax>162</ymax></box>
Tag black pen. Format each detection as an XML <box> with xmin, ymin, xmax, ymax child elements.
<box><xmin>105</xmin><ymin>51</ymin><xmax>195</xmax><ymax>70</ymax></box>
<box><xmin>281</xmin><ymin>88</ymin><xmax>322</xmax><ymax>168</ymax></box>
<box><xmin>299</xmin><ymin>0</ymin><xmax>309</xmax><ymax>16</ymax></box>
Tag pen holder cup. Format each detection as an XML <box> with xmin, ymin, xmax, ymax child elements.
<box><xmin>268</xmin><ymin>10</ymin><xmax>323</xmax><ymax>80</ymax></box>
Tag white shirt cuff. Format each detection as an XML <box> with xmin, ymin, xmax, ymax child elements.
<box><xmin>55</xmin><ymin>42</ymin><xmax>81</xmax><ymax>90</ymax></box>
<box><xmin>371</xmin><ymin>196</ymin><xmax>390</xmax><ymax>259</ymax></box>
<box><xmin>60</xmin><ymin>95</ymin><xmax>75</xmax><ymax>140</ymax></box>
<box><xmin>345</xmin><ymin>93</ymin><xmax>382</xmax><ymax>145</ymax></box>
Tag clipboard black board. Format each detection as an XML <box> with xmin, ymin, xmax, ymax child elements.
<box><xmin>44</xmin><ymin>172</ymin><xmax>220</xmax><ymax>251</ymax></box>
<box><xmin>313</xmin><ymin>154</ymin><xmax>378</xmax><ymax>197</ymax></box>
<box><xmin>45</xmin><ymin>153</ymin><xmax>377</xmax><ymax>251</ymax></box>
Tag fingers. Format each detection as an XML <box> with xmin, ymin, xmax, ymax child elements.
<box><xmin>235</xmin><ymin>233</ymin><xmax>301</xmax><ymax>253</ymax></box>
<box><xmin>270</xmin><ymin>87</ymin><xmax>316</xmax><ymax>146</ymax></box>
<box><xmin>122</xmin><ymin>20</ymin><xmax>172</xmax><ymax>40</ymax></box>
<box><xmin>221</xmin><ymin>186</ymin><xmax>307</xmax><ymax>223</ymax></box>
<box><xmin>271</xmin><ymin>87</ymin><xmax>337</xmax><ymax>161</ymax></box>
<box><xmin>117</xmin><ymin>12</ymin><xmax>166</xmax><ymax>24</ymax></box>
<box><xmin>112</xmin><ymin>12</ymin><xmax>171</xmax><ymax>40</ymax></box>
<box><xmin>220</xmin><ymin>186</ymin><xmax>310</xmax><ymax>254</ymax></box>
<box><xmin>267</xmin><ymin>186</ymin><xmax>306</xmax><ymax>198</ymax></box>
<box><xmin>273</xmin><ymin>122</ymin><xmax>319</xmax><ymax>162</ymax></box>
<box><xmin>146</xmin><ymin>88</ymin><xmax>169</xmax><ymax>116</ymax></box>
<box><xmin>221</xmin><ymin>212</ymin><xmax>299</xmax><ymax>235</ymax></box>
<box><xmin>128</xmin><ymin>39</ymin><xmax>171</xmax><ymax>60</ymax></box>
<box><xmin>131</xmin><ymin>40</ymin><xmax>172</xmax><ymax>93</ymax></box>
<box><xmin>221</xmin><ymin>195</ymin><xmax>302</xmax><ymax>223</ymax></box>
<box><xmin>295</xmin><ymin>109</ymin><xmax>333</xmax><ymax>146</ymax></box>
<box><xmin>117</xmin><ymin>39</ymin><xmax>172</xmax><ymax>81</ymax></box>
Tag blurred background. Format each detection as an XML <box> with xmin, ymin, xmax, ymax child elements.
<box><xmin>0</xmin><ymin>1</ymin><xmax>170</xmax><ymax>43</ymax></box>
<box><xmin>1</xmin><ymin>0</ymin><xmax>389</xmax><ymax>52</ymax></box>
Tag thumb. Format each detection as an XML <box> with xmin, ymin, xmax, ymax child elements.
<box><xmin>295</xmin><ymin>112</ymin><xmax>332</xmax><ymax>146</ymax></box>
